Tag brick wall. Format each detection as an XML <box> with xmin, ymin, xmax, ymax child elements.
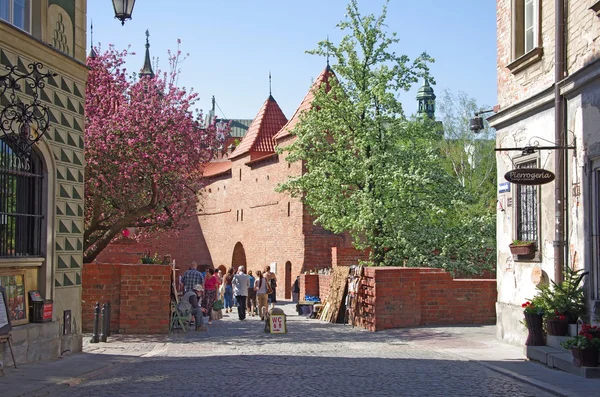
<box><xmin>313</xmin><ymin>267</ymin><xmax>496</xmax><ymax>332</ymax></box>
<box><xmin>82</xmin><ymin>263</ymin><xmax>171</xmax><ymax>334</ymax></box>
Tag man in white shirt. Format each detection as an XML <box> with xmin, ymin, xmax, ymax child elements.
<box><xmin>232</xmin><ymin>266</ymin><xmax>250</xmax><ymax>320</ymax></box>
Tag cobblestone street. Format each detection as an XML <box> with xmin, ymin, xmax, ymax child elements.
<box><xmin>32</xmin><ymin>303</ymin><xmax>554</xmax><ymax>397</ymax></box>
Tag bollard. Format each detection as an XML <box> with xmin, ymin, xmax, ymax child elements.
<box><xmin>90</xmin><ymin>302</ymin><xmax>100</xmax><ymax>343</ymax></box>
<box><xmin>106</xmin><ymin>301</ymin><xmax>112</xmax><ymax>337</ymax></box>
<box><xmin>99</xmin><ymin>303</ymin><xmax>107</xmax><ymax>342</ymax></box>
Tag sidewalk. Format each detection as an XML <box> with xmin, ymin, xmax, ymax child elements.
<box><xmin>1</xmin><ymin>303</ymin><xmax>600</xmax><ymax>397</ymax></box>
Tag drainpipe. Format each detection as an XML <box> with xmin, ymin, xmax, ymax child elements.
<box><xmin>554</xmin><ymin>0</ymin><xmax>566</xmax><ymax>284</ymax></box>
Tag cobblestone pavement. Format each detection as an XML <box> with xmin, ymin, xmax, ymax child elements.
<box><xmin>44</xmin><ymin>304</ymin><xmax>553</xmax><ymax>397</ymax></box>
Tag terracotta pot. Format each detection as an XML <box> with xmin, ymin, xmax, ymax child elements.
<box><xmin>524</xmin><ymin>312</ymin><xmax>545</xmax><ymax>346</ymax></box>
<box><xmin>509</xmin><ymin>242</ymin><xmax>536</xmax><ymax>256</ymax></box>
<box><xmin>571</xmin><ymin>347</ymin><xmax>599</xmax><ymax>367</ymax></box>
<box><xmin>546</xmin><ymin>318</ymin><xmax>568</xmax><ymax>336</ymax></box>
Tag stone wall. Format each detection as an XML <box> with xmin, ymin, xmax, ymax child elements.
<box><xmin>82</xmin><ymin>263</ymin><xmax>171</xmax><ymax>334</ymax></box>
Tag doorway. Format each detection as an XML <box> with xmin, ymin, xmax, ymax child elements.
<box><xmin>231</xmin><ymin>242</ymin><xmax>247</xmax><ymax>270</ymax></box>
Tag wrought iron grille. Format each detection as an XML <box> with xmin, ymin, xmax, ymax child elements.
<box><xmin>0</xmin><ymin>138</ymin><xmax>43</xmax><ymax>257</ymax></box>
<box><xmin>0</xmin><ymin>61</ymin><xmax>56</xmax><ymax>160</ymax></box>
<box><xmin>516</xmin><ymin>160</ymin><xmax>538</xmax><ymax>242</ymax></box>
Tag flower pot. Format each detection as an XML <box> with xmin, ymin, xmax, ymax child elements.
<box><xmin>546</xmin><ymin>318</ymin><xmax>568</xmax><ymax>336</ymax></box>
<box><xmin>509</xmin><ymin>242</ymin><xmax>536</xmax><ymax>256</ymax></box>
<box><xmin>524</xmin><ymin>312</ymin><xmax>545</xmax><ymax>346</ymax></box>
<box><xmin>570</xmin><ymin>347</ymin><xmax>599</xmax><ymax>367</ymax></box>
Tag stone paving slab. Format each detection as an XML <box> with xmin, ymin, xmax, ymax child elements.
<box><xmin>0</xmin><ymin>302</ymin><xmax>597</xmax><ymax>396</ymax></box>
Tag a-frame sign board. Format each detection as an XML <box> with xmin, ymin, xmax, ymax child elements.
<box><xmin>0</xmin><ymin>285</ymin><xmax>11</xmax><ymax>336</ymax></box>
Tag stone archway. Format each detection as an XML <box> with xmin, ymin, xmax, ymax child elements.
<box><xmin>285</xmin><ymin>261</ymin><xmax>292</xmax><ymax>299</ymax></box>
<box><xmin>231</xmin><ymin>242</ymin><xmax>247</xmax><ymax>270</ymax></box>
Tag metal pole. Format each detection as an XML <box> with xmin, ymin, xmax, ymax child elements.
<box><xmin>106</xmin><ymin>301</ymin><xmax>112</xmax><ymax>337</ymax></box>
<box><xmin>90</xmin><ymin>302</ymin><xmax>100</xmax><ymax>343</ymax></box>
<box><xmin>554</xmin><ymin>0</ymin><xmax>566</xmax><ymax>284</ymax></box>
<box><xmin>99</xmin><ymin>303</ymin><xmax>107</xmax><ymax>342</ymax></box>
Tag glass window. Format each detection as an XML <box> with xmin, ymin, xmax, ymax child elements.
<box><xmin>515</xmin><ymin>160</ymin><xmax>538</xmax><ymax>242</ymax></box>
<box><xmin>0</xmin><ymin>138</ymin><xmax>44</xmax><ymax>258</ymax></box>
<box><xmin>0</xmin><ymin>0</ymin><xmax>9</xmax><ymax>22</ymax></box>
<box><xmin>524</xmin><ymin>0</ymin><xmax>536</xmax><ymax>53</ymax></box>
<box><xmin>0</xmin><ymin>0</ymin><xmax>30</xmax><ymax>32</ymax></box>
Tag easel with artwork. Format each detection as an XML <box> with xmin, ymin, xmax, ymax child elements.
<box><xmin>0</xmin><ymin>285</ymin><xmax>17</xmax><ymax>374</ymax></box>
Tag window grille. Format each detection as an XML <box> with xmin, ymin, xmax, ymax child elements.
<box><xmin>0</xmin><ymin>138</ymin><xmax>43</xmax><ymax>257</ymax></box>
<box><xmin>516</xmin><ymin>160</ymin><xmax>538</xmax><ymax>242</ymax></box>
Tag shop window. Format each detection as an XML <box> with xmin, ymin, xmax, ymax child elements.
<box><xmin>0</xmin><ymin>139</ymin><xmax>44</xmax><ymax>258</ymax></box>
<box><xmin>514</xmin><ymin>158</ymin><xmax>539</xmax><ymax>244</ymax></box>
<box><xmin>0</xmin><ymin>0</ymin><xmax>31</xmax><ymax>33</ymax></box>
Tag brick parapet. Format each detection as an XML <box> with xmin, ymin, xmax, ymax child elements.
<box><xmin>82</xmin><ymin>263</ymin><xmax>171</xmax><ymax>334</ymax></box>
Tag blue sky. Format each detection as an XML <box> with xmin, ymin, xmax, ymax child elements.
<box><xmin>88</xmin><ymin>0</ymin><xmax>497</xmax><ymax>121</ymax></box>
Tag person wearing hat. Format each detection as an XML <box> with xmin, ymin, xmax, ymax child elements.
<box><xmin>178</xmin><ymin>284</ymin><xmax>207</xmax><ymax>331</ymax></box>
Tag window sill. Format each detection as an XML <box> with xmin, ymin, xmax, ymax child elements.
<box><xmin>0</xmin><ymin>258</ymin><xmax>44</xmax><ymax>267</ymax></box>
<box><xmin>591</xmin><ymin>1</ymin><xmax>600</xmax><ymax>17</ymax></box>
<box><xmin>507</xmin><ymin>47</ymin><xmax>544</xmax><ymax>74</ymax></box>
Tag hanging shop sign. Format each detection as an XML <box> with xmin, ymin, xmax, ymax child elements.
<box><xmin>504</xmin><ymin>168</ymin><xmax>555</xmax><ymax>185</ymax></box>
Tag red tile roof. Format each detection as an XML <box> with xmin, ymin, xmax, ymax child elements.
<box><xmin>203</xmin><ymin>161</ymin><xmax>232</xmax><ymax>177</ymax></box>
<box><xmin>230</xmin><ymin>95</ymin><xmax>288</xmax><ymax>159</ymax></box>
<box><xmin>274</xmin><ymin>66</ymin><xmax>335</xmax><ymax>141</ymax></box>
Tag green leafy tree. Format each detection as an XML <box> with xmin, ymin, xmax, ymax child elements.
<box><xmin>434</xmin><ymin>90</ymin><xmax>497</xmax><ymax>271</ymax></box>
<box><xmin>278</xmin><ymin>1</ymin><xmax>494</xmax><ymax>274</ymax></box>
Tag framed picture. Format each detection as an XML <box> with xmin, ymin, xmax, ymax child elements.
<box><xmin>0</xmin><ymin>272</ymin><xmax>27</xmax><ymax>326</ymax></box>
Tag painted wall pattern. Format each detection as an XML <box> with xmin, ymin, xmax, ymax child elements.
<box><xmin>0</xmin><ymin>47</ymin><xmax>85</xmax><ymax>290</ymax></box>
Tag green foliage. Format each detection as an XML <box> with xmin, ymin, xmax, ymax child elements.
<box><xmin>536</xmin><ymin>267</ymin><xmax>586</xmax><ymax>322</ymax></box>
<box><xmin>141</xmin><ymin>251</ymin><xmax>161</xmax><ymax>264</ymax></box>
<box><xmin>511</xmin><ymin>240</ymin><xmax>535</xmax><ymax>246</ymax></box>
<box><xmin>561</xmin><ymin>335</ymin><xmax>600</xmax><ymax>350</ymax></box>
<box><xmin>276</xmin><ymin>0</ymin><xmax>494</xmax><ymax>275</ymax></box>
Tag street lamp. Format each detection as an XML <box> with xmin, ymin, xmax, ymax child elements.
<box><xmin>112</xmin><ymin>0</ymin><xmax>136</xmax><ymax>25</ymax></box>
<box><xmin>469</xmin><ymin>109</ymin><xmax>494</xmax><ymax>133</ymax></box>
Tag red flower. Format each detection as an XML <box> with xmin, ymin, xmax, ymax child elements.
<box><xmin>522</xmin><ymin>302</ymin><xmax>531</xmax><ymax>308</ymax></box>
<box><xmin>585</xmin><ymin>333</ymin><xmax>593</xmax><ymax>341</ymax></box>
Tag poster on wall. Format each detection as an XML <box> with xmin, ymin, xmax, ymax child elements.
<box><xmin>0</xmin><ymin>274</ymin><xmax>26</xmax><ymax>325</ymax></box>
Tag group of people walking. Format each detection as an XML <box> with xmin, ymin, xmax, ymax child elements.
<box><xmin>178</xmin><ymin>261</ymin><xmax>278</xmax><ymax>331</ymax></box>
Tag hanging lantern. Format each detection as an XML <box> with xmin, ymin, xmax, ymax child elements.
<box><xmin>112</xmin><ymin>0</ymin><xmax>136</xmax><ymax>25</ymax></box>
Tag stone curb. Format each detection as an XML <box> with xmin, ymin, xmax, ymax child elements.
<box><xmin>471</xmin><ymin>360</ymin><xmax>574</xmax><ymax>397</ymax></box>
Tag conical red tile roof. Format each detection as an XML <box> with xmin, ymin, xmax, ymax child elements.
<box><xmin>274</xmin><ymin>66</ymin><xmax>335</xmax><ymax>141</ymax></box>
<box><xmin>230</xmin><ymin>95</ymin><xmax>288</xmax><ymax>159</ymax></box>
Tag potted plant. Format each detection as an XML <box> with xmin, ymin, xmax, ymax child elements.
<box><xmin>537</xmin><ymin>267</ymin><xmax>586</xmax><ymax>324</ymax></box>
<box><xmin>580</xmin><ymin>323</ymin><xmax>600</xmax><ymax>339</ymax></box>
<box><xmin>509</xmin><ymin>240</ymin><xmax>536</xmax><ymax>256</ymax></box>
<box><xmin>544</xmin><ymin>310</ymin><xmax>568</xmax><ymax>336</ymax></box>
<box><xmin>522</xmin><ymin>298</ymin><xmax>545</xmax><ymax>346</ymax></box>
<box><xmin>561</xmin><ymin>331</ymin><xmax>600</xmax><ymax>367</ymax></box>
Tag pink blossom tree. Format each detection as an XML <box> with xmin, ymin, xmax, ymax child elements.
<box><xmin>84</xmin><ymin>45</ymin><xmax>222</xmax><ymax>263</ymax></box>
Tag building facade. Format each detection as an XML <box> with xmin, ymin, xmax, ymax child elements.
<box><xmin>490</xmin><ymin>0</ymin><xmax>600</xmax><ymax>344</ymax></box>
<box><xmin>1</xmin><ymin>0</ymin><xmax>88</xmax><ymax>365</ymax></box>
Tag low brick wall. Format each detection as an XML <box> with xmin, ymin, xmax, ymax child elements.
<box><xmin>313</xmin><ymin>267</ymin><xmax>496</xmax><ymax>331</ymax></box>
<box><xmin>82</xmin><ymin>263</ymin><xmax>171</xmax><ymax>334</ymax></box>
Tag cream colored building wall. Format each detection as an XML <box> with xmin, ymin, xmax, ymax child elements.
<box><xmin>0</xmin><ymin>0</ymin><xmax>88</xmax><ymax>362</ymax></box>
<box><xmin>493</xmin><ymin>0</ymin><xmax>600</xmax><ymax>344</ymax></box>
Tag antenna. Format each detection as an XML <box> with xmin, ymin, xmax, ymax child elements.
<box><xmin>269</xmin><ymin>71</ymin><xmax>272</xmax><ymax>96</ymax></box>
<box><xmin>326</xmin><ymin>35</ymin><xmax>330</xmax><ymax>67</ymax></box>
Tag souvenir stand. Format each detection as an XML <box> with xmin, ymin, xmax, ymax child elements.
<box><xmin>344</xmin><ymin>265</ymin><xmax>363</xmax><ymax>327</ymax></box>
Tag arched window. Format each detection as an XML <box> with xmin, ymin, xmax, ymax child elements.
<box><xmin>0</xmin><ymin>139</ymin><xmax>44</xmax><ymax>257</ymax></box>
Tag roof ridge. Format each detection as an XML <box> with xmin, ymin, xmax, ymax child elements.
<box><xmin>230</xmin><ymin>95</ymin><xmax>288</xmax><ymax>159</ymax></box>
<box><xmin>274</xmin><ymin>66</ymin><xmax>335</xmax><ymax>141</ymax></box>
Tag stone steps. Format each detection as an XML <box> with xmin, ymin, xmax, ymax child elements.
<box><xmin>526</xmin><ymin>335</ymin><xmax>600</xmax><ymax>379</ymax></box>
